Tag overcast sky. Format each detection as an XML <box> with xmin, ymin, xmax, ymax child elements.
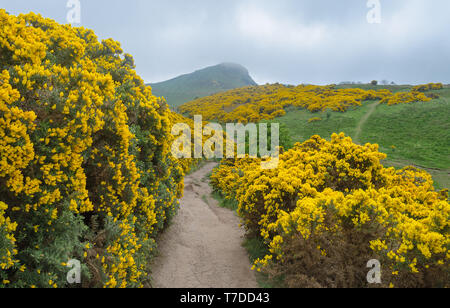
<box><xmin>1</xmin><ymin>0</ymin><xmax>449</xmax><ymax>85</ymax></box>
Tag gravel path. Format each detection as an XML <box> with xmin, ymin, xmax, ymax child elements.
<box><xmin>151</xmin><ymin>162</ymin><xmax>258</xmax><ymax>288</ymax></box>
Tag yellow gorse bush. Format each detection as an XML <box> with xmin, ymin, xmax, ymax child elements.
<box><xmin>380</xmin><ymin>91</ymin><xmax>432</xmax><ymax>106</ymax></box>
<box><xmin>380</xmin><ymin>83</ymin><xmax>444</xmax><ymax>105</ymax></box>
<box><xmin>0</xmin><ymin>11</ymin><xmax>192</xmax><ymax>288</ymax></box>
<box><xmin>0</xmin><ymin>201</ymin><xmax>18</xmax><ymax>271</ymax></box>
<box><xmin>412</xmin><ymin>83</ymin><xmax>444</xmax><ymax>92</ymax></box>
<box><xmin>179</xmin><ymin>84</ymin><xmax>394</xmax><ymax>124</ymax></box>
<box><xmin>211</xmin><ymin>133</ymin><xmax>449</xmax><ymax>287</ymax></box>
<box><xmin>180</xmin><ymin>83</ymin><xmax>444</xmax><ymax>124</ymax></box>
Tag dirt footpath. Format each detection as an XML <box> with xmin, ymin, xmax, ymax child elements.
<box><xmin>151</xmin><ymin>162</ymin><xmax>258</xmax><ymax>288</ymax></box>
<box><xmin>354</xmin><ymin>101</ymin><xmax>380</xmax><ymax>144</ymax></box>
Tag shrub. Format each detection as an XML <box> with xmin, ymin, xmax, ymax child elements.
<box><xmin>0</xmin><ymin>10</ymin><xmax>191</xmax><ymax>288</ymax></box>
<box><xmin>179</xmin><ymin>84</ymin><xmax>393</xmax><ymax>124</ymax></box>
<box><xmin>412</xmin><ymin>83</ymin><xmax>444</xmax><ymax>92</ymax></box>
<box><xmin>211</xmin><ymin>133</ymin><xmax>449</xmax><ymax>288</ymax></box>
<box><xmin>380</xmin><ymin>91</ymin><xmax>432</xmax><ymax>105</ymax></box>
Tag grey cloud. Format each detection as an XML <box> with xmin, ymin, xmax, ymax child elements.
<box><xmin>1</xmin><ymin>0</ymin><xmax>449</xmax><ymax>85</ymax></box>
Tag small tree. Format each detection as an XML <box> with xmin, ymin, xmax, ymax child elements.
<box><xmin>371</xmin><ymin>80</ymin><xmax>378</xmax><ymax>86</ymax></box>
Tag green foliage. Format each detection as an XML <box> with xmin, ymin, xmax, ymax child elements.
<box><xmin>268</xmin><ymin>121</ymin><xmax>294</xmax><ymax>150</ymax></box>
<box><xmin>239</xmin><ymin>121</ymin><xmax>293</xmax><ymax>156</ymax></box>
<box><xmin>211</xmin><ymin>191</ymin><xmax>238</xmax><ymax>211</ymax></box>
<box><xmin>7</xmin><ymin>201</ymin><xmax>89</xmax><ymax>288</ymax></box>
<box><xmin>242</xmin><ymin>237</ymin><xmax>284</xmax><ymax>288</ymax></box>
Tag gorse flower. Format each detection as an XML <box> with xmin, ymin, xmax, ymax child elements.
<box><xmin>211</xmin><ymin>133</ymin><xmax>449</xmax><ymax>288</ymax></box>
<box><xmin>179</xmin><ymin>83</ymin><xmax>440</xmax><ymax>124</ymax></box>
<box><xmin>180</xmin><ymin>84</ymin><xmax>391</xmax><ymax>124</ymax></box>
<box><xmin>412</xmin><ymin>83</ymin><xmax>443</xmax><ymax>92</ymax></box>
<box><xmin>380</xmin><ymin>91</ymin><xmax>432</xmax><ymax>105</ymax></box>
<box><xmin>0</xmin><ymin>10</ymin><xmax>194</xmax><ymax>288</ymax></box>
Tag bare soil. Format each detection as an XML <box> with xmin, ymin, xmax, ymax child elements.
<box><xmin>151</xmin><ymin>162</ymin><xmax>258</xmax><ymax>288</ymax></box>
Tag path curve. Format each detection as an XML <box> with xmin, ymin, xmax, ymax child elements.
<box><xmin>354</xmin><ymin>101</ymin><xmax>380</xmax><ymax>144</ymax></box>
<box><xmin>151</xmin><ymin>162</ymin><xmax>258</xmax><ymax>288</ymax></box>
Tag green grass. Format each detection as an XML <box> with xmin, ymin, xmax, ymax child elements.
<box><xmin>242</xmin><ymin>237</ymin><xmax>286</xmax><ymax>288</ymax></box>
<box><xmin>361</xmin><ymin>96</ymin><xmax>449</xmax><ymax>170</ymax></box>
<box><xmin>278</xmin><ymin>102</ymin><xmax>374</xmax><ymax>142</ymax></box>
<box><xmin>241</xmin><ymin>237</ymin><xmax>282</xmax><ymax>288</ymax></box>
<box><xmin>211</xmin><ymin>191</ymin><xmax>238</xmax><ymax>211</ymax></box>
<box><xmin>275</xmin><ymin>86</ymin><xmax>450</xmax><ymax>189</ymax></box>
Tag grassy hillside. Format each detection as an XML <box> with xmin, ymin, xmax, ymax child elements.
<box><xmin>177</xmin><ymin>81</ymin><xmax>448</xmax><ymax>188</ymax></box>
<box><xmin>149</xmin><ymin>63</ymin><xmax>257</xmax><ymax>108</ymax></box>
<box><xmin>179</xmin><ymin>83</ymin><xmax>395</xmax><ymax>124</ymax></box>
<box><xmin>275</xmin><ymin>86</ymin><xmax>450</xmax><ymax>189</ymax></box>
<box><xmin>335</xmin><ymin>83</ymin><xmax>412</xmax><ymax>92</ymax></box>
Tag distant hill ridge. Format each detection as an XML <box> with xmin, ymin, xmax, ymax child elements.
<box><xmin>148</xmin><ymin>63</ymin><xmax>257</xmax><ymax>108</ymax></box>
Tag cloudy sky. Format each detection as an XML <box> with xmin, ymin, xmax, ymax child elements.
<box><xmin>1</xmin><ymin>0</ymin><xmax>449</xmax><ymax>85</ymax></box>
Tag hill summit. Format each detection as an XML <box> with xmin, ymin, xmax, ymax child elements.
<box><xmin>149</xmin><ymin>63</ymin><xmax>257</xmax><ymax>107</ymax></box>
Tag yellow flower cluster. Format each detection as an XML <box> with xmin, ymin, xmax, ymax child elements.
<box><xmin>380</xmin><ymin>91</ymin><xmax>432</xmax><ymax>106</ymax></box>
<box><xmin>379</xmin><ymin>82</ymin><xmax>444</xmax><ymax>106</ymax></box>
<box><xmin>179</xmin><ymin>84</ymin><xmax>393</xmax><ymax>124</ymax></box>
<box><xmin>412</xmin><ymin>83</ymin><xmax>444</xmax><ymax>92</ymax></box>
<box><xmin>0</xmin><ymin>201</ymin><xmax>18</xmax><ymax>271</ymax></box>
<box><xmin>308</xmin><ymin>117</ymin><xmax>322</xmax><ymax>123</ymax></box>
<box><xmin>0</xmin><ymin>10</ymin><xmax>191</xmax><ymax>288</ymax></box>
<box><xmin>211</xmin><ymin>133</ymin><xmax>449</xmax><ymax>287</ymax></box>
